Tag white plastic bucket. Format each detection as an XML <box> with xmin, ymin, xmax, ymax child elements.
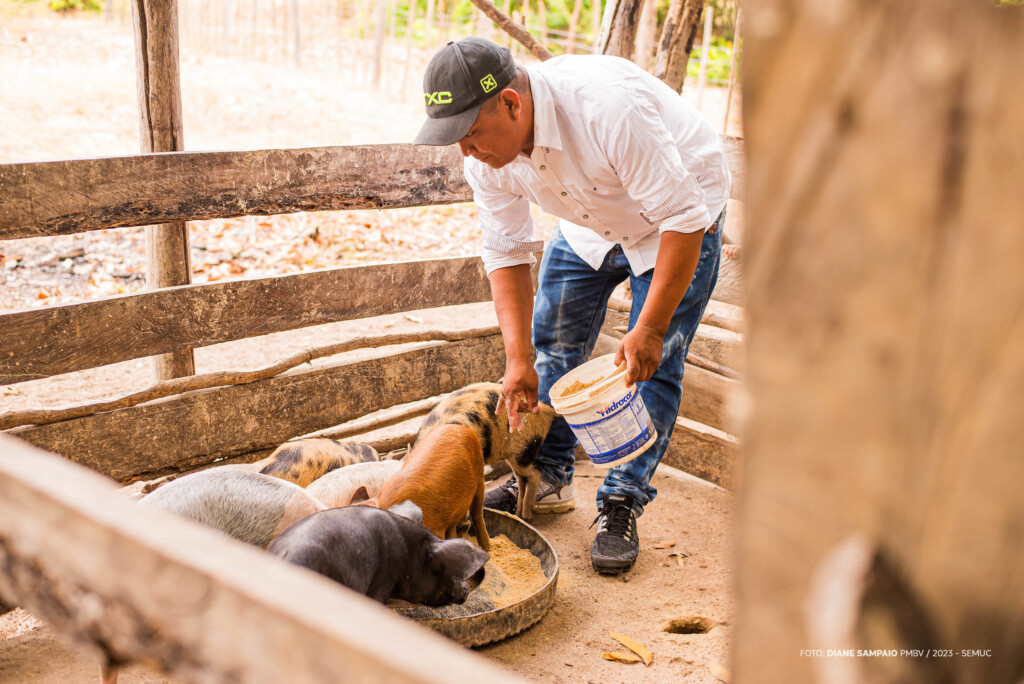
<box><xmin>549</xmin><ymin>354</ymin><xmax>658</xmax><ymax>469</ymax></box>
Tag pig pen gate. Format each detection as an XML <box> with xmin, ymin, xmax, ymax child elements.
<box><xmin>0</xmin><ymin>0</ymin><xmax>745</xmax><ymax>679</ymax></box>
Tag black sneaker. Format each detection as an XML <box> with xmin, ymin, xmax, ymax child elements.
<box><xmin>484</xmin><ymin>476</ymin><xmax>576</xmax><ymax>515</ymax></box>
<box><xmin>590</xmin><ymin>494</ymin><xmax>640</xmax><ymax>574</ymax></box>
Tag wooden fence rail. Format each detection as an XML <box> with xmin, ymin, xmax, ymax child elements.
<box><xmin>8</xmin><ymin>333</ymin><xmax>505</xmax><ymax>483</ymax></box>
<box><xmin>0</xmin><ymin>144</ymin><xmax>470</xmax><ymax>240</ymax></box>
<box><xmin>0</xmin><ymin>256</ymin><xmax>492</xmax><ymax>385</ymax></box>
<box><xmin>0</xmin><ymin>434</ymin><xmax>525</xmax><ymax>683</ymax></box>
<box><xmin>0</xmin><ymin>139</ymin><xmax>744</xmax><ymax>241</ymax></box>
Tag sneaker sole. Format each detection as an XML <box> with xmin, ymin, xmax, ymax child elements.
<box><xmin>533</xmin><ymin>498</ymin><xmax>576</xmax><ymax>514</ymax></box>
<box><xmin>591</xmin><ymin>557</ymin><xmax>635</xmax><ymax>574</ymax></box>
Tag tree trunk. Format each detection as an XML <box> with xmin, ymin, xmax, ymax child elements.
<box><xmin>596</xmin><ymin>0</ymin><xmax>644</xmax><ymax>60</ymax></box>
<box><xmin>652</xmin><ymin>0</ymin><xmax>704</xmax><ymax>92</ymax></box>
<box><xmin>736</xmin><ymin>1</ymin><xmax>1024</xmax><ymax>682</ymax></box>
<box><xmin>130</xmin><ymin>0</ymin><xmax>195</xmax><ymax>381</ymax></box>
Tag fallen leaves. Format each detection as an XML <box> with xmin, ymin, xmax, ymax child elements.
<box><xmin>668</xmin><ymin>551</ymin><xmax>691</xmax><ymax>566</ymax></box>
<box><xmin>653</xmin><ymin>539</ymin><xmax>676</xmax><ymax>549</ymax></box>
<box><xmin>608</xmin><ymin>631</ymin><xmax>653</xmax><ymax>666</ymax></box>
<box><xmin>602</xmin><ymin>651</ymin><xmax>642</xmax><ymax>664</ymax></box>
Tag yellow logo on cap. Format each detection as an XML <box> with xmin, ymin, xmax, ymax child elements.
<box><xmin>480</xmin><ymin>74</ymin><xmax>498</xmax><ymax>93</ymax></box>
<box><xmin>424</xmin><ymin>91</ymin><xmax>453</xmax><ymax>105</ymax></box>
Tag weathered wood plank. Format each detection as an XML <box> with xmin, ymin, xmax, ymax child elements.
<box><xmin>0</xmin><ymin>139</ymin><xmax>743</xmax><ymax>240</ymax></box>
<box><xmin>661</xmin><ymin>416</ymin><xmax>738</xmax><ymax>490</ymax></box>
<box><xmin>690</xmin><ymin>323</ymin><xmax>744</xmax><ymax>374</ymax></box>
<box><xmin>737</xmin><ymin>1</ymin><xmax>1024</xmax><ymax>682</ymax></box>
<box><xmin>0</xmin><ymin>256</ymin><xmax>492</xmax><ymax>384</ymax></box>
<box><xmin>0</xmin><ymin>144</ymin><xmax>472</xmax><ymax>240</ymax></box>
<box><xmin>0</xmin><ymin>434</ymin><xmax>525</xmax><ymax>684</ymax></box>
<box><xmin>680</xmin><ymin>362</ymin><xmax>738</xmax><ymax>433</ymax></box>
<box><xmin>8</xmin><ymin>335</ymin><xmax>505</xmax><ymax>483</ymax></box>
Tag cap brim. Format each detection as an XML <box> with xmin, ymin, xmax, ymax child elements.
<box><xmin>413</xmin><ymin>103</ymin><xmax>482</xmax><ymax>146</ymax></box>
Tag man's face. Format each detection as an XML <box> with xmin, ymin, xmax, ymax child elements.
<box><xmin>456</xmin><ymin>93</ymin><xmax>522</xmax><ymax>169</ymax></box>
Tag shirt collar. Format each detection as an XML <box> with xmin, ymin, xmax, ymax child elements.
<box><xmin>526</xmin><ymin>65</ymin><xmax>563</xmax><ymax>154</ymax></box>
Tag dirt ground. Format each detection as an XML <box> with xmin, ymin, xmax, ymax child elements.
<box><xmin>2</xmin><ymin>5</ymin><xmax>741</xmax><ymax>682</ymax></box>
<box><xmin>0</xmin><ymin>460</ymin><xmax>733</xmax><ymax>684</ymax></box>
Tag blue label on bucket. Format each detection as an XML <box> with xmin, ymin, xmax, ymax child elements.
<box><xmin>566</xmin><ymin>387</ymin><xmax>655</xmax><ymax>465</ymax></box>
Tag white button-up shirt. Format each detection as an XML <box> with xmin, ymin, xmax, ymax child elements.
<box><xmin>466</xmin><ymin>55</ymin><xmax>731</xmax><ymax>275</ymax></box>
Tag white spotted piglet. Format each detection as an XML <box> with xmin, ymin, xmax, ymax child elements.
<box><xmin>305</xmin><ymin>459</ymin><xmax>402</xmax><ymax>508</ymax></box>
<box><xmin>258</xmin><ymin>438</ymin><xmax>378</xmax><ymax>487</ymax></box>
<box><xmin>140</xmin><ymin>468</ymin><xmax>326</xmax><ymax>548</ymax></box>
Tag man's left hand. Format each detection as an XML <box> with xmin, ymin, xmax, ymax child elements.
<box><xmin>615</xmin><ymin>322</ymin><xmax>665</xmax><ymax>386</ymax></box>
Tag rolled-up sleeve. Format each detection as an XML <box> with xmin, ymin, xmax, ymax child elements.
<box><xmin>609</xmin><ymin>103</ymin><xmax>713</xmax><ymax>234</ymax></box>
<box><xmin>465</xmin><ymin>160</ymin><xmax>545</xmax><ymax>274</ymax></box>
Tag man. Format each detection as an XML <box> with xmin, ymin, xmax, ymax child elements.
<box><xmin>414</xmin><ymin>38</ymin><xmax>729</xmax><ymax>574</ymax></box>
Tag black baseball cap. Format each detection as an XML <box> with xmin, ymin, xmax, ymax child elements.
<box><xmin>414</xmin><ymin>37</ymin><xmax>517</xmax><ymax>146</ymax></box>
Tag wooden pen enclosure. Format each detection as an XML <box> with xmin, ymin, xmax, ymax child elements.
<box><xmin>0</xmin><ymin>2</ymin><xmax>748</xmax><ymax>679</ymax></box>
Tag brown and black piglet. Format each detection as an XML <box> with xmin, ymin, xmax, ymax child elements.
<box><xmin>365</xmin><ymin>423</ymin><xmax>490</xmax><ymax>551</ymax></box>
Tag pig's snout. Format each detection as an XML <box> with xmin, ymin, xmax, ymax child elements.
<box><xmin>449</xmin><ymin>564</ymin><xmax>487</xmax><ymax>605</ymax></box>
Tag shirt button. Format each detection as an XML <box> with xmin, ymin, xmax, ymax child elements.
<box><xmin>622</xmin><ymin>237</ymin><xmax>629</xmax><ymax>241</ymax></box>
<box><xmin>539</xmin><ymin>165</ymin><xmax>546</xmax><ymax>170</ymax></box>
<box><xmin>604</xmin><ymin>231</ymin><xmax>611</xmax><ymax>236</ymax></box>
<box><xmin>583</xmin><ymin>214</ymin><xmax>589</xmax><ymax>219</ymax></box>
<box><xmin>545</xmin><ymin>148</ymin><xmax>550</xmax><ymax>153</ymax></box>
<box><xmin>561</xmin><ymin>191</ymin><xmax>567</xmax><ymax>196</ymax></box>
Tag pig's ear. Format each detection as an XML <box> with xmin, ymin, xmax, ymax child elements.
<box><xmin>432</xmin><ymin>538</ymin><xmax>489</xmax><ymax>582</ymax></box>
<box><xmin>388</xmin><ymin>500</ymin><xmax>424</xmax><ymax>525</ymax></box>
<box><xmin>350</xmin><ymin>486</ymin><xmax>370</xmax><ymax>504</ymax></box>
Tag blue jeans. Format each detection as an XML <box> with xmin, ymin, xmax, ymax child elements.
<box><xmin>531</xmin><ymin>214</ymin><xmax>723</xmax><ymax>514</ymax></box>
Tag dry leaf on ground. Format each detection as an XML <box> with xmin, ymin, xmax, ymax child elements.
<box><xmin>609</xmin><ymin>631</ymin><xmax>653</xmax><ymax>666</ymax></box>
<box><xmin>654</xmin><ymin>539</ymin><xmax>676</xmax><ymax>549</ymax></box>
<box><xmin>602</xmin><ymin>652</ymin><xmax>642</xmax><ymax>664</ymax></box>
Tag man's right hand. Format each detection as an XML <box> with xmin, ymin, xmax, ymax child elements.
<box><xmin>487</xmin><ymin>263</ymin><xmax>540</xmax><ymax>432</ymax></box>
<box><xmin>497</xmin><ymin>357</ymin><xmax>540</xmax><ymax>432</ymax></box>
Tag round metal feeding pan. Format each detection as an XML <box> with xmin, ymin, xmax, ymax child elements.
<box><xmin>390</xmin><ymin>509</ymin><xmax>559</xmax><ymax>647</ymax></box>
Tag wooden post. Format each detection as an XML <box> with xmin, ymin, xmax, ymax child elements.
<box><xmin>565</xmin><ymin>0</ymin><xmax>582</xmax><ymax>54</ymax></box>
<box><xmin>696</xmin><ymin>4</ymin><xmax>711</xmax><ymax>107</ymax></box>
<box><xmin>223</xmin><ymin>0</ymin><xmax>233</xmax><ymax>54</ymax></box>
<box><xmin>372</xmin><ymin>0</ymin><xmax>387</xmax><ymax>87</ymax></box>
<box><xmin>538</xmin><ymin>0</ymin><xmax>548</xmax><ymax>52</ymax></box>
<box><xmin>130</xmin><ymin>0</ymin><xmax>195</xmax><ymax>381</ymax></box>
<box><xmin>425</xmin><ymin>0</ymin><xmax>436</xmax><ymax>49</ymax></box>
<box><xmin>634</xmin><ymin>0</ymin><xmax>657</xmax><ymax>70</ymax></box>
<box><xmin>289</xmin><ymin>0</ymin><xmax>302</xmax><ymax>66</ymax></box>
<box><xmin>652</xmin><ymin>0</ymin><xmax>704</xmax><ymax>93</ymax></box>
<box><xmin>590</xmin><ymin>0</ymin><xmax>600</xmax><ymax>53</ymax></box>
<box><xmin>401</xmin><ymin>0</ymin><xmax>419</xmax><ymax>93</ymax></box>
<box><xmin>721</xmin><ymin>6</ymin><xmax>740</xmax><ymax>133</ymax></box>
<box><xmin>596</xmin><ymin>0</ymin><xmax>643</xmax><ymax>60</ymax></box>
<box><xmin>737</xmin><ymin>0</ymin><xmax>1024</xmax><ymax>682</ymax></box>
<box><xmin>501</xmin><ymin>0</ymin><xmax>512</xmax><ymax>47</ymax></box>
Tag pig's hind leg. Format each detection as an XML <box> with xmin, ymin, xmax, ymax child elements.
<box><xmin>471</xmin><ymin>479</ymin><xmax>490</xmax><ymax>551</ymax></box>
